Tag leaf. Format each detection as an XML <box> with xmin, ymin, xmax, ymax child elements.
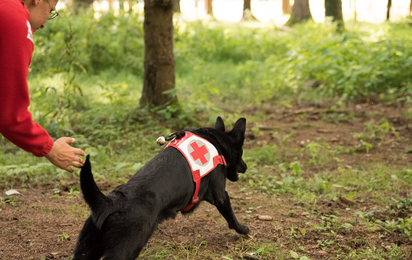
<box><xmin>40</xmin><ymin>97</ymin><xmax>50</xmax><ymax>103</ymax></box>
<box><xmin>283</xmin><ymin>176</ymin><xmax>295</xmax><ymax>184</ymax></box>
<box><xmin>291</xmin><ymin>162</ymin><xmax>300</xmax><ymax>176</ymax></box>
<box><xmin>5</xmin><ymin>189</ymin><xmax>20</xmax><ymax>196</ymax></box>
<box><xmin>290</xmin><ymin>250</ymin><xmax>299</xmax><ymax>259</ymax></box>
<box><xmin>50</xmin><ymin>122</ymin><xmax>59</xmax><ymax>131</ymax></box>
<box><xmin>255</xmin><ymin>245</ymin><xmax>268</xmax><ymax>255</ymax></box>
<box><xmin>162</xmin><ymin>88</ymin><xmax>178</xmax><ymax>97</ymax></box>
<box><xmin>208</xmin><ymin>87</ymin><xmax>220</xmax><ymax>95</ymax></box>
<box><xmin>342</xmin><ymin>223</ymin><xmax>353</xmax><ymax>228</ymax></box>
<box><xmin>73</xmin><ymin>62</ymin><xmax>87</xmax><ymax>74</ymax></box>
<box><xmin>353</xmin><ymin>211</ymin><xmax>365</xmax><ymax>218</ymax></box>
<box><xmin>115</xmin><ymin>163</ymin><xmax>128</xmax><ymax>172</ymax></box>
<box><xmin>256</xmin><ymin>215</ymin><xmax>273</xmax><ymax>221</ymax></box>
<box><xmin>132</xmin><ymin>163</ymin><xmax>143</xmax><ymax>171</ymax></box>
<box><xmin>74</xmin><ymin>83</ymin><xmax>83</xmax><ymax>96</ymax></box>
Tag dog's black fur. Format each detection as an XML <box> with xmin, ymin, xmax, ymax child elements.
<box><xmin>73</xmin><ymin>117</ymin><xmax>249</xmax><ymax>260</ymax></box>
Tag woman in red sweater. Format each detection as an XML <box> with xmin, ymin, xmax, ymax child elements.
<box><xmin>0</xmin><ymin>0</ymin><xmax>85</xmax><ymax>172</ymax></box>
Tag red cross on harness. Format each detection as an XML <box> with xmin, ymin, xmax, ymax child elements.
<box><xmin>166</xmin><ymin>132</ymin><xmax>227</xmax><ymax>212</ymax></box>
<box><xmin>190</xmin><ymin>142</ymin><xmax>208</xmax><ymax>165</ymax></box>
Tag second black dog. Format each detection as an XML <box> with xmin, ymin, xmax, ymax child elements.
<box><xmin>73</xmin><ymin>117</ymin><xmax>249</xmax><ymax>260</ymax></box>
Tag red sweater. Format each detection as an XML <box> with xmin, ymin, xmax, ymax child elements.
<box><xmin>0</xmin><ymin>0</ymin><xmax>54</xmax><ymax>157</ymax></box>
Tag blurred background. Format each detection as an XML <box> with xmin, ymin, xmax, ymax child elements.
<box><xmin>56</xmin><ymin>0</ymin><xmax>412</xmax><ymax>23</ymax></box>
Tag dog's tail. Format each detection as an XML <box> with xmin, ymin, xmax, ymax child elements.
<box><xmin>80</xmin><ymin>155</ymin><xmax>112</xmax><ymax>230</ymax></box>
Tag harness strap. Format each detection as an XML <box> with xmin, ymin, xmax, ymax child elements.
<box><xmin>181</xmin><ymin>155</ymin><xmax>226</xmax><ymax>212</ymax></box>
<box><xmin>165</xmin><ymin>132</ymin><xmax>226</xmax><ymax>212</ymax></box>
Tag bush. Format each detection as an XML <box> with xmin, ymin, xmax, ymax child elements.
<box><xmin>31</xmin><ymin>11</ymin><xmax>412</xmax><ymax>104</ymax></box>
<box><xmin>32</xmin><ymin>8</ymin><xmax>144</xmax><ymax>76</ymax></box>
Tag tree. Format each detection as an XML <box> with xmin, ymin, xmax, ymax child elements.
<box><xmin>282</xmin><ymin>0</ymin><xmax>291</xmax><ymax>14</ymax></box>
<box><xmin>173</xmin><ymin>0</ymin><xmax>181</xmax><ymax>13</ymax></box>
<box><xmin>410</xmin><ymin>0</ymin><xmax>412</xmax><ymax>14</ymax></box>
<box><xmin>243</xmin><ymin>0</ymin><xmax>251</xmax><ymax>13</ymax></box>
<box><xmin>75</xmin><ymin>0</ymin><xmax>94</xmax><ymax>5</ymax></box>
<box><xmin>206</xmin><ymin>0</ymin><xmax>213</xmax><ymax>15</ymax></box>
<box><xmin>386</xmin><ymin>0</ymin><xmax>392</xmax><ymax>20</ymax></box>
<box><xmin>140</xmin><ymin>0</ymin><xmax>176</xmax><ymax>107</ymax></box>
<box><xmin>286</xmin><ymin>0</ymin><xmax>313</xmax><ymax>26</ymax></box>
<box><xmin>325</xmin><ymin>0</ymin><xmax>344</xmax><ymax>31</ymax></box>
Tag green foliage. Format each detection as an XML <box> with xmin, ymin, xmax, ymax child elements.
<box><xmin>174</xmin><ymin>20</ymin><xmax>287</xmax><ymax>64</ymax></box>
<box><xmin>355</xmin><ymin>140</ymin><xmax>373</xmax><ymax>153</ymax></box>
<box><xmin>290</xmin><ymin>250</ymin><xmax>311</xmax><ymax>260</ymax></box>
<box><xmin>353</xmin><ymin>118</ymin><xmax>399</xmax><ymax>142</ymax></box>
<box><xmin>391</xmin><ymin>193</ymin><xmax>412</xmax><ymax>211</ymax></box>
<box><xmin>32</xmin><ymin>8</ymin><xmax>144</xmax><ymax>75</ymax></box>
<box><xmin>246</xmin><ymin>145</ymin><xmax>279</xmax><ymax>165</ymax></box>
<box><xmin>274</xmin><ymin>21</ymin><xmax>412</xmax><ymax>100</ymax></box>
<box><xmin>30</xmin><ymin>10</ymin><xmax>412</xmax><ymax>109</ymax></box>
<box><xmin>59</xmin><ymin>232</ymin><xmax>70</xmax><ymax>241</ymax></box>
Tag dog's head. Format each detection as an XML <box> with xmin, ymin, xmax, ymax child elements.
<box><xmin>214</xmin><ymin>116</ymin><xmax>247</xmax><ymax>182</ymax></box>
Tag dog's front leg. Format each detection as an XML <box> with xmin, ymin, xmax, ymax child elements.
<box><xmin>216</xmin><ymin>191</ymin><xmax>249</xmax><ymax>235</ymax></box>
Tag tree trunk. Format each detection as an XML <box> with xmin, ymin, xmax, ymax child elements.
<box><xmin>206</xmin><ymin>0</ymin><xmax>213</xmax><ymax>15</ymax></box>
<box><xmin>386</xmin><ymin>0</ymin><xmax>392</xmax><ymax>20</ymax></box>
<box><xmin>282</xmin><ymin>0</ymin><xmax>291</xmax><ymax>14</ymax></box>
<box><xmin>141</xmin><ymin>0</ymin><xmax>176</xmax><ymax>108</ymax></box>
<box><xmin>173</xmin><ymin>0</ymin><xmax>181</xmax><ymax>13</ymax></box>
<box><xmin>76</xmin><ymin>0</ymin><xmax>94</xmax><ymax>5</ymax></box>
<box><xmin>325</xmin><ymin>0</ymin><xmax>344</xmax><ymax>31</ymax></box>
<box><xmin>353</xmin><ymin>0</ymin><xmax>357</xmax><ymax>22</ymax></box>
<box><xmin>286</xmin><ymin>0</ymin><xmax>313</xmax><ymax>26</ymax></box>
<box><xmin>410</xmin><ymin>0</ymin><xmax>412</xmax><ymax>14</ymax></box>
<box><xmin>109</xmin><ymin>0</ymin><xmax>114</xmax><ymax>9</ymax></box>
<box><xmin>243</xmin><ymin>0</ymin><xmax>251</xmax><ymax>11</ymax></box>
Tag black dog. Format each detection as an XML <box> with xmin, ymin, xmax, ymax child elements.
<box><xmin>73</xmin><ymin>117</ymin><xmax>249</xmax><ymax>260</ymax></box>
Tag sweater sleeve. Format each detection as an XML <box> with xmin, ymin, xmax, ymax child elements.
<box><xmin>0</xmin><ymin>1</ymin><xmax>54</xmax><ymax>157</ymax></box>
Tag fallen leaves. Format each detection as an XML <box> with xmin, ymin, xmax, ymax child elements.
<box><xmin>317</xmin><ymin>129</ymin><xmax>332</xmax><ymax>134</ymax></box>
<box><xmin>339</xmin><ymin>196</ymin><xmax>357</xmax><ymax>205</ymax></box>
<box><xmin>367</xmin><ymin>226</ymin><xmax>381</xmax><ymax>232</ymax></box>
<box><xmin>255</xmin><ymin>214</ymin><xmax>273</xmax><ymax>221</ymax></box>
<box><xmin>5</xmin><ymin>189</ymin><xmax>20</xmax><ymax>196</ymax></box>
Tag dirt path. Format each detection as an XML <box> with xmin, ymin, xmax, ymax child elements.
<box><xmin>0</xmin><ymin>182</ymin><xmax>283</xmax><ymax>260</ymax></box>
<box><xmin>1</xmin><ymin>103</ymin><xmax>412</xmax><ymax>260</ymax></box>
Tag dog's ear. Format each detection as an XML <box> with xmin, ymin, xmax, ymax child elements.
<box><xmin>231</xmin><ymin>117</ymin><xmax>246</xmax><ymax>141</ymax></box>
<box><xmin>214</xmin><ymin>116</ymin><xmax>225</xmax><ymax>132</ymax></box>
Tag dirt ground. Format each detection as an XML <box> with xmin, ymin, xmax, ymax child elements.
<box><xmin>1</xmin><ymin>103</ymin><xmax>412</xmax><ymax>260</ymax></box>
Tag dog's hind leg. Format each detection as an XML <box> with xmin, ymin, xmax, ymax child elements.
<box><xmin>102</xmin><ymin>239</ymin><xmax>147</xmax><ymax>260</ymax></box>
<box><xmin>72</xmin><ymin>250</ymin><xmax>102</xmax><ymax>260</ymax></box>
<box><xmin>215</xmin><ymin>191</ymin><xmax>249</xmax><ymax>235</ymax></box>
<box><xmin>103</xmin><ymin>246</ymin><xmax>143</xmax><ymax>260</ymax></box>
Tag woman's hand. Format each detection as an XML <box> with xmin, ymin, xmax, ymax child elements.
<box><xmin>45</xmin><ymin>137</ymin><xmax>86</xmax><ymax>172</ymax></box>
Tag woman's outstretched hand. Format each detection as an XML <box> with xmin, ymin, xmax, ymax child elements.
<box><xmin>45</xmin><ymin>137</ymin><xmax>86</xmax><ymax>172</ymax></box>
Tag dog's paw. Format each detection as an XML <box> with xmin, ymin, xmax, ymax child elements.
<box><xmin>235</xmin><ymin>224</ymin><xmax>249</xmax><ymax>235</ymax></box>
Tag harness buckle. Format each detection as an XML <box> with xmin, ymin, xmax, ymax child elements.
<box><xmin>192</xmin><ymin>197</ymin><xmax>199</xmax><ymax>204</ymax></box>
